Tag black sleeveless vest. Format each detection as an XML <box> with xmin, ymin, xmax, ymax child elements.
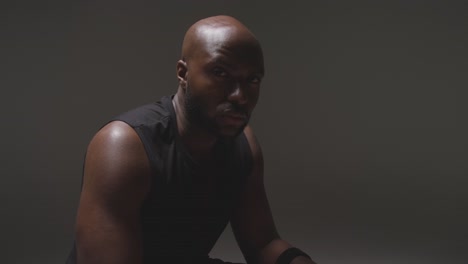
<box><xmin>67</xmin><ymin>95</ymin><xmax>253</xmax><ymax>264</ymax></box>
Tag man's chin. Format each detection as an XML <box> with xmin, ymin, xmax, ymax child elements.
<box><xmin>216</xmin><ymin>124</ymin><xmax>246</xmax><ymax>139</ymax></box>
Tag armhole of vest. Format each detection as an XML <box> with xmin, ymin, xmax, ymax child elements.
<box><xmin>108</xmin><ymin>119</ymin><xmax>162</xmax><ymax>201</ymax></box>
<box><xmin>132</xmin><ymin>125</ymin><xmax>162</xmax><ymax>200</ymax></box>
<box><xmin>106</xmin><ymin>119</ymin><xmax>158</xmax><ymax>174</ymax></box>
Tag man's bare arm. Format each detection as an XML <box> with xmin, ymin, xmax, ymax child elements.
<box><xmin>231</xmin><ymin>126</ymin><xmax>316</xmax><ymax>264</ymax></box>
<box><xmin>75</xmin><ymin>121</ymin><xmax>151</xmax><ymax>264</ymax></box>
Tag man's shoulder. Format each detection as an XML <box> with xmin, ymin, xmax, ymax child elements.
<box><xmin>241</xmin><ymin>125</ymin><xmax>259</xmax><ymax>153</ymax></box>
<box><xmin>239</xmin><ymin>125</ymin><xmax>262</xmax><ymax>168</ymax></box>
<box><xmin>112</xmin><ymin>95</ymin><xmax>174</xmax><ymax>129</ymax></box>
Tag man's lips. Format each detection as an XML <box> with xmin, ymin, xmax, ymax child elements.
<box><xmin>220</xmin><ymin>111</ymin><xmax>247</xmax><ymax>125</ymax></box>
<box><xmin>224</xmin><ymin>112</ymin><xmax>246</xmax><ymax>119</ymax></box>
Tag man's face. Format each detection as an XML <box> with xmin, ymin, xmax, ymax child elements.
<box><xmin>182</xmin><ymin>32</ymin><xmax>264</xmax><ymax>138</ymax></box>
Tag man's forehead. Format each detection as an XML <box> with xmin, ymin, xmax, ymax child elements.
<box><xmin>194</xmin><ymin>25</ymin><xmax>236</xmax><ymax>47</ymax></box>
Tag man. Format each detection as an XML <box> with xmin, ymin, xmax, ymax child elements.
<box><xmin>67</xmin><ymin>15</ymin><xmax>316</xmax><ymax>264</ymax></box>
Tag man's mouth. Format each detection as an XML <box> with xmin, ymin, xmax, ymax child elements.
<box><xmin>220</xmin><ymin>111</ymin><xmax>247</xmax><ymax>125</ymax></box>
<box><xmin>225</xmin><ymin>111</ymin><xmax>246</xmax><ymax>119</ymax></box>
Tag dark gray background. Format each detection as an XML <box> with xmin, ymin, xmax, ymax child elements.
<box><xmin>2</xmin><ymin>1</ymin><xmax>467</xmax><ymax>263</ymax></box>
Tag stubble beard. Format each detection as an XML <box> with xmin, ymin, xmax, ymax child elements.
<box><xmin>184</xmin><ymin>86</ymin><xmax>246</xmax><ymax>140</ymax></box>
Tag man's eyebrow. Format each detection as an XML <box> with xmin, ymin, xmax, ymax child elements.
<box><xmin>207</xmin><ymin>57</ymin><xmax>233</xmax><ymax>68</ymax></box>
<box><xmin>207</xmin><ymin>57</ymin><xmax>265</xmax><ymax>76</ymax></box>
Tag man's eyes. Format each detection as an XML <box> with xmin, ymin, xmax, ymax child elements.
<box><xmin>212</xmin><ymin>67</ymin><xmax>228</xmax><ymax>77</ymax></box>
<box><xmin>248</xmin><ymin>76</ymin><xmax>262</xmax><ymax>84</ymax></box>
<box><xmin>212</xmin><ymin>67</ymin><xmax>261</xmax><ymax>85</ymax></box>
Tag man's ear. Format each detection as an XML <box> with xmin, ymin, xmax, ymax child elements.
<box><xmin>176</xmin><ymin>59</ymin><xmax>188</xmax><ymax>89</ymax></box>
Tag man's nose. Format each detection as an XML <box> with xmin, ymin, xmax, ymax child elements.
<box><xmin>227</xmin><ymin>82</ymin><xmax>248</xmax><ymax>105</ymax></box>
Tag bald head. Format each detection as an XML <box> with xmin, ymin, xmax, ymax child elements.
<box><xmin>181</xmin><ymin>15</ymin><xmax>263</xmax><ymax>64</ymax></box>
<box><xmin>174</xmin><ymin>16</ymin><xmax>264</xmax><ymax>139</ymax></box>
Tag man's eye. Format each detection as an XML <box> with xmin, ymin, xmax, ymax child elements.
<box><xmin>213</xmin><ymin>68</ymin><xmax>227</xmax><ymax>77</ymax></box>
<box><xmin>249</xmin><ymin>76</ymin><xmax>261</xmax><ymax>84</ymax></box>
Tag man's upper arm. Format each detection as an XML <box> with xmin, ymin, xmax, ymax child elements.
<box><xmin>231</xmin><ymin>125</ymin><xmax>285</xmax><ymax>263</ymax></box>
<box><xmin>75</xmin><ymin>121</ymin><xmax>151</xmax><ymax>264</ymax></box>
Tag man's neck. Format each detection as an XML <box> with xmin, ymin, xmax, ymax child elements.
<box><xmin>172</xmin><ymin>93</ymin><xmax>218</xmax><ymax>162</ymax></box>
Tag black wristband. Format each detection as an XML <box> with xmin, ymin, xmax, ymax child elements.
<box><xmin>275</xmin><ymin>247</ymin><xmax>311</xmax><ymax>264</ymax></box>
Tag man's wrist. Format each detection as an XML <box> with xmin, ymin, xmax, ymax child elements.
<box><xmin>275</xmin><ymin>247</ymin><xmax>316</xmax><ymax>264</ymax></box>
<box><xmin>289</xmin><ymin>255</ymin><xmax>317</xmax><ymax>264</ymax></box>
